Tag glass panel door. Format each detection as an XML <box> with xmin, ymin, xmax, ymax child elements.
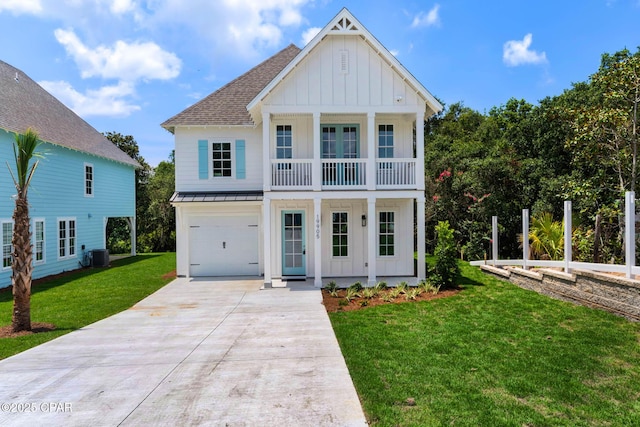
<box><xmin>282</xmin><ymin>211</ymin><xmax>306</xmax><ymax>276</ymax></box>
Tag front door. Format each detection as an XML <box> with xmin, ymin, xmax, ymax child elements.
<box><xmin>282</xmin><ymin>211</ymin><xmax>306</xmax><ymax>276</ymax></box>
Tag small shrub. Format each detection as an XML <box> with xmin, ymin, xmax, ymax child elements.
<box><xmin>380</xmin><ymin>292</ymin><xmax>394</xmax><ymax>302</ymax></box>
<box><xmin>362</xmin><ymin>288</ymin><xmax>377</xmax><ymax>299</ymax></box>
<box><xmin>338</xmin><ymin>299</ymin><xmax>348</xmax><ymax>307</ymax></box>
<box><xmin>345</xmin><ymin>288</ymin><xmax>359</xmax><ymax>302</ymax></box>
<box><xmin>433</xmin><ymin>220</ymin><xmax>460</xmax><ymax>289</ymax></box>
<box><xmin>405</xmin><ymin>288</ymin><xmax>422</xmax><ymax>300</ymax></box>
<box><xmin>325</xmin><ymin>281</ymin><xmax>339</xmax><ymax>297</ymax></box>
<box><xmin>388</xmin><ymin>287</ymin><xmax>402</xmax><ymax>299</ymax></box>
<box><xmin>374</xmin><ymin>281</ymin><xmax>388</xmax><ymax>292</ymax></box>
<box><xmin>349</xmin><ymin>281</ymin><xmax>363</xmax><ymax>292</ymax></box>
<box><xmin>359</xmin><ymin>299</ymin><xmax>369</xmax><ymax>307</ymax></box>
<box><xmin>419</xmin><ymin>279</ymin><xmax>440</xmax><ymax>295</ymax></box>
<box><xmin>396</xmin><ymin>281</ymin><xmax>408</xmax><ymax>294</ymax></box>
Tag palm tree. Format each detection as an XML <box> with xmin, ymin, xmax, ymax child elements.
<box><xmin>529</xmin><ymin>212</ymin><xmax>564</xmax><ymax>260</ymax></box>
<box><xmin>7</xmin><ymin>128</ymin><xmax>41</xmax><ymax>332</ymax></box>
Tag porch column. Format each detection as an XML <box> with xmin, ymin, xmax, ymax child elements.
<box><xmin>312</xmin><ymin>112</ymin><xmax>321</xmax><ymax>191</ymax></box>
<box><xmin>367</xmin><ymin>112</ymin><xmax>376</xmax><ymax>190</ymax></box>
<box><xmin>262</xmin><ymin>112</ymin><xmax>271</xmax><ymax>191</ymax></box>
<box><xmin>416</xmin><ymin>110</ymin><xmax>425</xmax><ymax>191</ymax></box>
<box><xmin>313</xmin><ymin>197</ymin><xmax>322</xmax><ymax>287</ymax></box>
<box><xmin>367</xmin><ymin>197</ymin><xmax>377</xmax><ymax>286</ymax></box>
<box><xmin>263</xmin><ymin>197</ymin><xmax>272</xmax><ymax>288</ymax></box>
<box><xmin>417</xmin><ymin>197</ymin><xmax>426</xmax><ymax>280</ymax></box>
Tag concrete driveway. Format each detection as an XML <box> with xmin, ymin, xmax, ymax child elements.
<box><xmin>0</xmin><ymin>278</ymin><xmax>368</xmax><ymax>426</ymax></box>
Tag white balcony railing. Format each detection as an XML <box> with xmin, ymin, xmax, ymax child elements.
<box><xmin>271</xmin><ymin>159</ymin><xmax>312</xmax><ymax>189</ymax></box>
<box><xmin>321</xmin><ymin>159</ymin><xmax>367</xmax><ymax>189</ymax></box>
<box><xmin>270</xmin><ymin>158</ymin><xmax>417</xmax><ymax>190</ymax></box>
<box><xmin>376</xmin><ymin>159</ymin><xmax>416</xmax><ymax>188</ymax></box>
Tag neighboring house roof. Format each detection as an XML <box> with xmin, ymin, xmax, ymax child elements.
<box><xmin>161</xmin><ymin>44</ymin><xmax>301</xmax><ymax>132</ymax></box>
<box><xmin>247</xmin><ymin>7</ymin><xmax>443</xmax><ymax>121</ymax></box>
<box><xmin>0</xmin><ymin>60</ymin><xmax>139</xmax><ymax>168</ymax></box>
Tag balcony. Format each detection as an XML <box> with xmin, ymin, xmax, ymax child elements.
<box><xmin>270</xmin><ymin>158</ymin><xmax>417</xmax><ymax>190</ymax></box>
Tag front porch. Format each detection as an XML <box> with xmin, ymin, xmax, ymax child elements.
<box><xmin>271</xmin><ymin>276</ymin><xmax>422</xmax><ymax>288</ymax></box>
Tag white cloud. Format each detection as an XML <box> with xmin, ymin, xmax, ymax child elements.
<box><xmin>0</xmin><ymin>0</ymin><xmax>42</xmax><ymax>14</ymax></box>
<box><xmin>503</xmin><ymin>33</ymin><xmax>548</xmax><ymax>66</ymax></box>
<box><xmin>411</xmin><ymin>4</ymin><xmax>440</xmax><ymax>28</ymax></box>
<box><xmin>54</xmin><ymin>28</ymin><xmax>181</xmax><ymax>82</ymax></box>
<box><xmin>109</xmin><ymin>0</ymin><xmax>135</xmax><ymax>15</ymax></box>
<box><xmin>39</xmin><ymin>80</ymin><xmax>140</xmax><ymax>117</ymax></box>
<box><xmin>301</xmin><ymin>27</ymin><xmax>321</xmax><ymax>45</ymax></box>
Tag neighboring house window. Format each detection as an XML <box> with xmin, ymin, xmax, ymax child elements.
<box><xmin>212</xmin><ymin>142</ymin><xmax>232</xmax><ymax>177</ymax></box>
<box><xmin>34</xmin><ymin>219</ymin><xmax>45</xmax><ymax>264</ymax></box>
<box><xmin>378</xmin><ymin>125</ymin><xmax>394</xmax><ymax>158</ymax></box>
<box><xmin>379</xmin><ymin>212</ymin><xmax>395</xmax><ymax>256</ymax></box>
<box><xmin>84</xmin><ymin>163</ymin><xmax>94</xmax><ymax>196</ymax></box>
<box><xmin>58</xmin><ymin>219</ymin><xmax>76</xmax><ymax>259</ymax></box>
<box><xmin>332</xmin><ymin>212</ymin><xmax>348</xmax><ymax>257</ymax></box>
<box><xmin>2</xmin><ymin>221</ymin><xmax>12</xmax><ymax>269</ymax></box>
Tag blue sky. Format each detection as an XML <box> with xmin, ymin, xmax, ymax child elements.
<box><xmin>1</xmin><ymin>0</ymin><xmax>639</xmax><ymax>166</ymax></box>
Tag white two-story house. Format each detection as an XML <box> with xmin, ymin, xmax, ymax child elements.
<box><xmin>162</xmin><ymin>8</ymin><xmax>442</xmax><ymax>287</ymax></box>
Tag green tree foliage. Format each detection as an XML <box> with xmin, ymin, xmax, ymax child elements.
<box><xmin>527</xmin><ymin>213</ymin><xmax>564</xmax><ymax>260</ymax></box>
<box><xmin>103</xmin><ymin>133</ymin><xmax>175</xmax><ymax>253</ymax></box>
<box><xmin>432</xmin><ymin>221</ymin><xmax>459</xmax><ymax>288</ymax></box>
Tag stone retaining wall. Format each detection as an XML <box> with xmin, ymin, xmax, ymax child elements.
<box><xmin>480</xmin><ymin>265</ymin><xmax>640</xmax><ymax>321</ymax></box>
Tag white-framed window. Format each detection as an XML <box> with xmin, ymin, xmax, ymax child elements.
<box><xmin>332</xmin><ymin>212</ymin><xmax>348</xmax><ymax>257</ymax></box>
<box><xmin>276</xmin><ymin>125</ymin><xmax>292</xmax><ymax>159</ymax></box>
<box><xmin>34</xmin><ymin>218</ymin><xmax>45</xmax><ymax>265</ymax></box>
<box><xmin>378</xmin><ymin>125</ymin><xmax>394</xmax><ymax>158</ymax></box>
<box><xmin>58</xmin><ymin>218</ymin><xmax>76</xmax><ymax>259</ymax></box>
<box><xmin>379</xmin><ymin>211</ymin><xmax>395</xmax><ymax>256</ymax></box>
<box><xmin>212</xmin><ymin>142</ymin><xmax>232</xmax><ymax>177</ymax></box>
<box><xmin>84</xmin><ymin>163</ymin><xmax>94</xmax><ymax>197</ymax></box>
<box><xmin>2</xmin><ymin>220</ymin><xmax>13</xmax><ymax>269</ymax></box>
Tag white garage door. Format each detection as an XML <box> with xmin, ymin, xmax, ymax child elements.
<box><xmin>189</xmin><ymin>216</ymin><xmax>259</xmax><ymax>276</ymax></box>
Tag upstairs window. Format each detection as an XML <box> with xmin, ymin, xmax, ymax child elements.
<box><xmin>212</xmin><ymin>142</ymin><xmax>232</xmax><ymax>177</ymax></box>
<box><xmin>84</xmin><ymin>163</ymin><xmax>94</xmax><ymax>196</ymax></box>
<box><xmin>378</xmin><ymin>125</ymin><xmax>394</xmax><ymax>158</ymax></box>
<box><xmin>276</xmin><ymin>125</ymin><xmax>292</xmax><ymax>159</ymax></box>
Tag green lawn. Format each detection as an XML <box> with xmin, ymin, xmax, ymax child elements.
<box><xmin>330</xmin><ymin>262</ymin><xmax>640</xmax><ymax>426</ymax></box>
<box><xmin>0</xmin><ymin>253</ymin><xmax>176</xmax><ymax>360</ymax></box>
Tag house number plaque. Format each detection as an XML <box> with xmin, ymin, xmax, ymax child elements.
<box><xmin>315</xmin><ymin>214</ymin><xmax>320</xmax><ymax>239</ymax></box>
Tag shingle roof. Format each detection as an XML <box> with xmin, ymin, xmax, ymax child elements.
<box><xmin>161</xmin><ymin>44</ymin><xmax>301</xmax><ymax>132</ymax></box>
<box><xmin>0</xmin><ymin>60</ymin><xmax>139</xmax><ymax>168</ymax></box>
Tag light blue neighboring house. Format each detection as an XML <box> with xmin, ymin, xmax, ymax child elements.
<box><xmin>0</xmin><ymin>60</ymin><xmax>139</xmax><ymax>289</ymax></box>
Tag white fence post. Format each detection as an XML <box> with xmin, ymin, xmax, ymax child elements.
<box><xmin>564</xmin><ymin>201</ymin><xmax>572</xmax><ymax>274</ymax></box>
<box><xmin>492</xmin><ymin>216</ymin><xmax>498</xmax><ymax>266</ymax></box>
<box><xmin>625</xmin><ymin>191</ymin><xmax>636</xmax><ymax>279</ymax></box>
<box><xmin>522</xmin><ymin>209</ymin><xmax>529</xmax><ymax>270</ymax></box>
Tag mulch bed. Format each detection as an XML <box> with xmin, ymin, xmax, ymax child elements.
<box><xmin>0</xmin><ymin>323</ymin><xmax>57</xmax><ymax>339</ymax></box>
<box><xmin>322</xmin><ymin>287</ymin><xmax>460</xmax><ymax>313</ymax></box>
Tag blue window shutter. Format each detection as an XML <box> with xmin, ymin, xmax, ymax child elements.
<box><xmin>198</xmin><ymin>140</ymin><xmax>208</xmax><ymax>179</ymax></box>
<box><xmin>236</xmin><ymin>139</ymin><xmax>246</xmax><ymax>179</ymax></box>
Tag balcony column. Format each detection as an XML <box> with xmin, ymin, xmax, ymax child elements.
<box><xmin>367</xmin><ymin>112</ymin><xmax>376</xmax><ymax>190</ymax></box>
<box><xmin>313</xmin><ymin>112</ymin><xmax>321</xmax><ymax>191</ymax></box>
<box><xmin>313</xmin><ymin>197</ymin><xmax>322</xmax><ymax>287</ymax></box>
<box><xmin>417</xmin><ymin>196</ymin><xmax>426</xmax><ymax>281</ymax></box>
<box><xmin>262</xmin><ymin>112</ymin><xmax>271</xmax><ymax>191</ymax></box>
<box><xmin>416</xmin><ymin>110</ymin><xmax>425</xmax><ymax>191</ymax></box>
<box><xmin>367</xmin><ymin>197</ymin><xmax>377</xmax><ymax>286</ymax></box>
<box><xmin>263</xmin><ymin>197</ymin><xmax>272</xmax><ymax>288</ymax></box>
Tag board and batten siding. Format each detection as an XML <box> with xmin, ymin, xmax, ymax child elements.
<box><xmin>0</xmin><ymin>133</ymin><xmax>136</xmax><ymax>289</ymax></box>
<box><xmin>174</xmin><ymin>127</ymin><xmax>262</xmax><ymax>192</ymax></box>
<box><xmin>265</xmin><ymin>35</ymin><xmax>423</xmax><ymax>109</ymax></box>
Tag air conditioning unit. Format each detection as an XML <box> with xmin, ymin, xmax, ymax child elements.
<box><xmin>92</xmin><ymin>249</ymin><xmax>110</xmax><ymax>267</ymax></box>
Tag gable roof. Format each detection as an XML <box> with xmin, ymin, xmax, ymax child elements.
<box><xmin>161</xmin><ymin>44</ymin><xmax>301</xmax><ymax>132</ymax></box>
<box><xmin>0</xmin><ymin>60</ymin><xmax>139</xmax><ymax>168</ymax></box>
<box><xmin>247</xmin><ymin>7</ymin><xmax>443</xmax><ymax>120</ymax></box>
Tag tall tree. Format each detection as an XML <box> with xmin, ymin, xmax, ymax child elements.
<box><xmin>7</xmin><ymin>128</ymin><xmax>41</xmax><ymax>332</ymax></box>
